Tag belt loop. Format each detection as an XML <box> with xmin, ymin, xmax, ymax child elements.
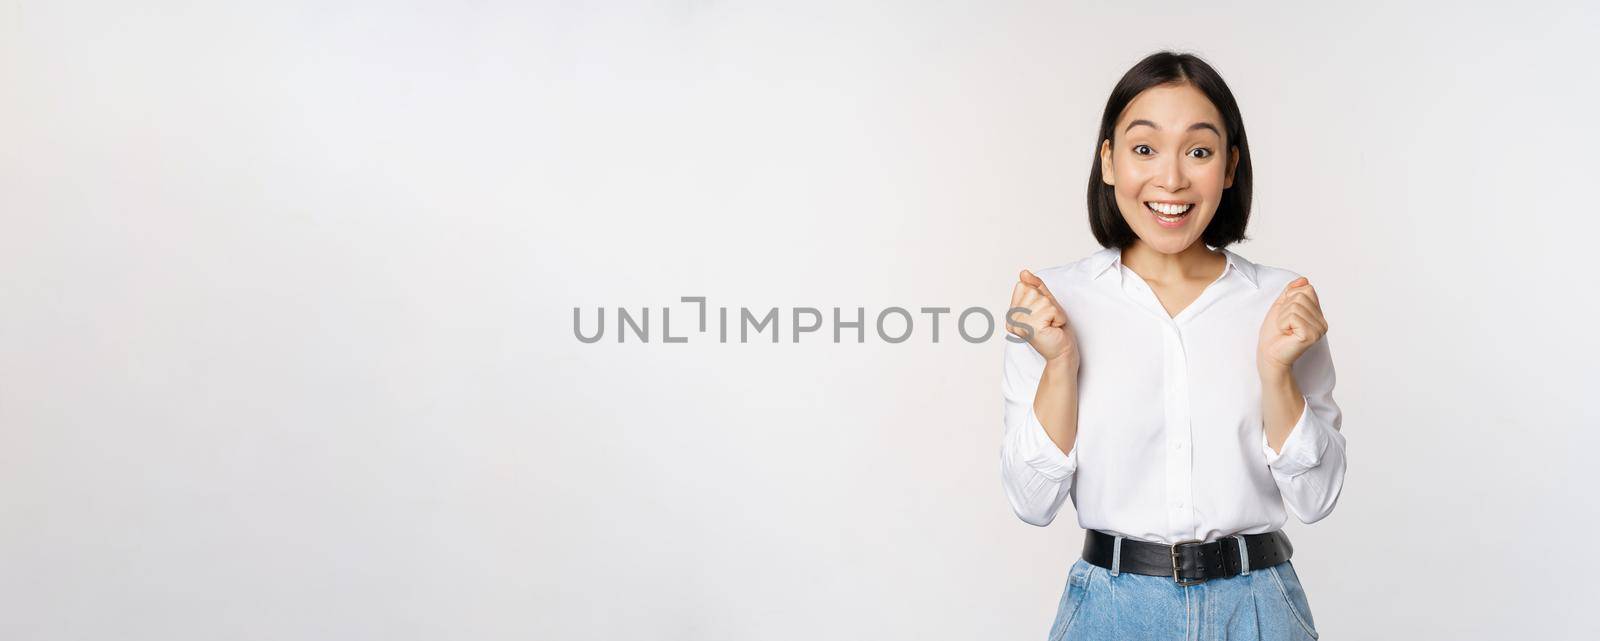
<box><xmin>1234</xmin><ymin>534</ymin><xmax>1250</xmax><ymax>576</ymax></box>
<box><xmin>1110</xmin><ymin>535</ymin><xmax>1123</xmax><ymax>577</ymax></box>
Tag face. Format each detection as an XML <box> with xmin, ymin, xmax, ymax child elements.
<box><xmin>1100</xmin><ymin>82</ymin><xmax>1240</xmax><ymax>253</ymax></box>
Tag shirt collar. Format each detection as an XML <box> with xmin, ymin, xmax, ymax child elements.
<box><xmin>1089</xmin><ymin>245</ymin><xmax>1260</xmax><ymax>290</ymax></box>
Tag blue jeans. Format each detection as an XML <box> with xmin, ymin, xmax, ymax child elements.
<box><xmin>1048</xmin><ymin>553</ymin><xmax>1320</xmax><ymax>641</ymax></box>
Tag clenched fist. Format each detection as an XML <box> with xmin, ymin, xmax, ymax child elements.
<box><xmin>1258</xmin><ymin>276</ymin><xmax>1328</xmax><ymax>373</ymax></box>
<box><xmin>1006</xmin><ymin>269</ymin><xmax>1081</xmax><ymax>369</ymax></box>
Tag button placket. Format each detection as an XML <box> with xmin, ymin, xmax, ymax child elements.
<box><xmin>1120</xmin><ymin>266</ymin><xmax>1203</xmax><ymax>541</ymax></box>
<box><xmin>1163</xmin><ymin>320</ymin><xmax>1195</xmax><ymax>539</ymax></box>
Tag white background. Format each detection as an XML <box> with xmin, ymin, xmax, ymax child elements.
<box><xmin>3</xmin><ymin>1</ymin><xmax>1597</xmax><ymax>639</ymax></box>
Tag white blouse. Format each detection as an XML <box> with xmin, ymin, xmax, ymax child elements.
<box><xmin>999</xmin><ymin>246</ymin><xmax>1348</xmax><ymax>544</ymax></box>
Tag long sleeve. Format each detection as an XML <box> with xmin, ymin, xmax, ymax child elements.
<box><xmin>1261</xmin><ymin>333</ymin><xmax>1348</xmax><ymax>524</ymax></box>
<box><xmin>999</xmin><ymin>338</ymin><xmax>1078</xmax><ymax>527</ymax></box>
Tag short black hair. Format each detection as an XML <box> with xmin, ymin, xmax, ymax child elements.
<box><xmin>1087</xmin><ymin>51</ymin><xmax>1253</xmax><ymax>250</ymax></box>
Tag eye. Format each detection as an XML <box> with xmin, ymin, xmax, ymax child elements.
<box><xmin>1189</xmin><ymin>147</ymin><xmax>1213</xmax><ymax>159</ymax></box>
<box><xmin>1133</xmin><ymin>144</ymin><xmax>1153</xmax><ymax>156</ymax></box>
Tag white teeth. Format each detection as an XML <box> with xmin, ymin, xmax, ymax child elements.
<box><xmin>1145</xmin><ymin>202</ymin><xmax>1193</xmax><ymax>216</ymax></box>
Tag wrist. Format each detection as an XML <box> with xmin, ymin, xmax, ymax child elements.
<box><xmin>1260</xmin><ymin>364</ymin><xmax>1299</xmax><ymax>390</ymax></box>
<box><xmin>1258</xmin><ymin>364</ymin><xmax>1294</xmax><ymax>387</ymax></box>
<box><xmin>1044</xmin><ymin>354</ymin><xmax>1080</xmax><ymax>378</ymax></box>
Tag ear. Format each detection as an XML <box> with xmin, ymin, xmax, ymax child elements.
<box><xmin>1100</xmin><ymin>139</ymin><xmax>1115</xmax><ymax>186</ymax></box>
<box><xmin>1224</xmin><ymin>145</ymin><xmax>1240</xmax><ymax>189</ymax></box>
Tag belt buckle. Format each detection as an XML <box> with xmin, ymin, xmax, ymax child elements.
<box><xmin>1170</xmin><ymin>539</ymin><xmax>1207</xmax><ymax>586</ymax></box>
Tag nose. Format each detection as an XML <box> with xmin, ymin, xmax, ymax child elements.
<box><xmin>1157</xmin><ymin>152</ymin><xmax>1187</xmax><ymax>192</ymax></box>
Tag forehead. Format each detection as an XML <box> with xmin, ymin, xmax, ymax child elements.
<box><xmin>1116</xmin><ymin>83</ymin><xmax>1224</xmax><ymax>136</ymax></box>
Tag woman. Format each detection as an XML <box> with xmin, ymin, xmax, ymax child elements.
<box><xmin>1000</xmin><ymin>51</ymin><xmax>1346</xmax><ymax>641</ymax></box>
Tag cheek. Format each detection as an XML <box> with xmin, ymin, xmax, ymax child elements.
<box><xmin>1194</xmin><ymin>162</ymin><xmax>1229</xmax><ymax>188</ymax></box>
<box><xmin>1112</xmin><ymin>162</ymin><xmax>1149</xmax><ymax>196</ymax></box>
<box><xmin>1114</xmin><ymin>182</ymin><xmax>1138</xmax><ymax>203</ymax></box>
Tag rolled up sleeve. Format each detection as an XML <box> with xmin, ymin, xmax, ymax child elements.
<box><xmin>1262</xmin><ymin>334</ymin><xmax>1348</xmax><ymax>524</ymax></box>
<box><xmin>1000</xmin><ymin>338</ymin><xmax>1077</xmax><ymax>527</ymax></box>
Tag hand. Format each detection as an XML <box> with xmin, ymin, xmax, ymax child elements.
<box><xmin>1257</xmin><ymin>276</ymin><xmax>1328</xmax><ymax>374</ymax></box>
<box><xmin>1007</xmin><ymin>269</ymin><xmax>1080</xmax><ymax>369</ymax></box>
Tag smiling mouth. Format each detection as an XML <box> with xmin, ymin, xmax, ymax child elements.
<box><xmin>1145</xmin><ymin>201</ymin><xmax>1194</xmax><ymax>221</ymax></box>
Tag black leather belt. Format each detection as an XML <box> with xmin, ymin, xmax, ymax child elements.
<box><xmin>1081</xmin><ymin>529</ymin><xmax>1293</xmax><ymax>586</ymax></box>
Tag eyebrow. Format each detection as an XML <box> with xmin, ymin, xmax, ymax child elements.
<box><xmin>1125</xmin><ymin>119</ymin><xmax>1221</xmax><ymax>136</ymax></box>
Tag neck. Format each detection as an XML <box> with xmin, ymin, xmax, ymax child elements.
<box><xmin>1122</xmin><ymin>240</ymin><xmax>1225</xmax><ymax>284</ymax></box>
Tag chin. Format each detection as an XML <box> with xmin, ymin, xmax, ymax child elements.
<box><xmin>1137</xmin><ymin>233</ymin><xmax>1192</xmax><ymax>253</ymax></box>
